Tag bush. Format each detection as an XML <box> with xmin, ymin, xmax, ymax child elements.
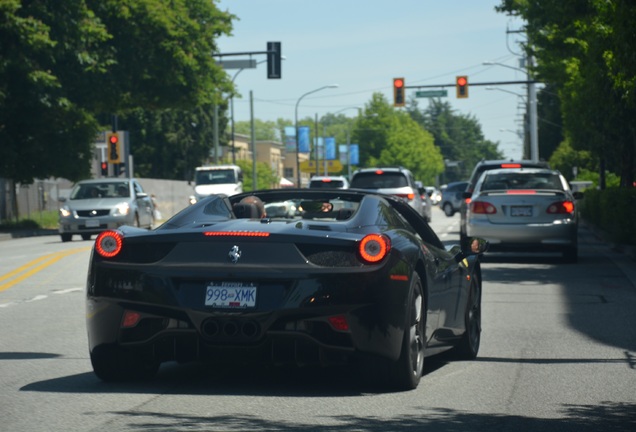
<box><xmin>580</xmin><ymin>187</ymin><xmax>636</xmax><ymax>245</ymax></box>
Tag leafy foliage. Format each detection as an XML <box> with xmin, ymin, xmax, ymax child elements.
<box><xmin>497</xmin><ymin>0</ymin><xmax>636</xmax><ymax>187</ymax></box>
<box><xmin>0</xmin><ymin>0</ymin><xmax>234</xmax><ymax>185</ymax></box>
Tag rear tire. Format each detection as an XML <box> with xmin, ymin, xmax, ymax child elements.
<box><xmin>90</xmin><ymin>344</ymin><xmax>159</xmax><ymax>382</ymax></box>
<box><xmin>60</xmin><ymin>233</ymin><xmax>72</xmax><ymax>242</ymax></box>
<box><xmin>453</xmin><ymin>272</ymin><xmax>481</xmax><ymax>360</ymax></box>
<box><xmin>443</xmin><ymin>203</ymin><xmax>454</xmax><ymax>217</ymax></box>
<box><xmin>81</xmin><ymin>234</ymin><xmax>92</xmax><ymax>241</ymax></box>
<box><xmin>388</xmin><ymin>272</ymin><xmax>425</xmax><ymax>390</ymax></box>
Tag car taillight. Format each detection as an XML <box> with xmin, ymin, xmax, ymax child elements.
<box><xmin>547</xmin><ymin>200</ymin><xmax>575</xmax><ymax>214</ymax></box>
<box><xmin>359</xmin><ymin>234</ymin><xmax>391</xmax><ymax>264</ymax></box>
<box><xmin>470</xmin><ymin>201</ymin><xmax>497</xmax><ymax>214</ymax></box>
<box><xmin>95</xmin><ymin>230</ymin><xmax>123</xmax><ymax>258</ymax></box>
<box><xmin>395</xmin><ymin>193</ymin><xmax>415</xmax><ymax>201</ymax></box>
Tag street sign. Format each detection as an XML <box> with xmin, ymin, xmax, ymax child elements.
<box><xmin>300</xmin><ymin>160</ymin><xmax>343</xmax><ymax>173</ymax></box>
<box><xmin>216</xmin><ymin>59</ymin><xmax>257</xmax><ymax>70</ymax></box>
<box><xmin>415</xmin><ymin>90</ymin><xmax>448</xmax><ymax>98</ymax></box>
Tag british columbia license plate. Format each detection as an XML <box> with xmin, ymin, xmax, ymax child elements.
<box><xmin>85</xmin><ymin>219</ymin><xmax>100</xmax><ymax>228</ymax></box>
<box><xmin>511</xmin><ymin>206</ymin><xmax>533</xmax><ymax>217</ymax></box>
<box><xmin>205</xmin><ymin>282</ymin><xmax>257</xmax><ymax>308</ymax></box>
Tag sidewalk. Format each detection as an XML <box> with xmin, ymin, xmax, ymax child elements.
<box><xmin>580</xmin><ymin>221</ymin><xmax>636</xmax><ymax>289</ymax></box>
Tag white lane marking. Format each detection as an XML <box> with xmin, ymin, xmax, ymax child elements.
<box><xmin>53</xmin><ymin>288</ymin><xmax>83</xmax><ymax>295</ymax></box>
<box><xmin>0</xmin><ymin>287</ymin><xmax>82</xmax><ymax>309</ymax></box>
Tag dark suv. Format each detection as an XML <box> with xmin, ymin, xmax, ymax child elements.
<box><xmin>459</xmin><ymin>159</ymin><xmax>550</xmax><ymax>244</ymax></box>
<box><xmin>350</xmin><ymin>167</ymin><xmax>426</xmax><ymax>219</ymax></box>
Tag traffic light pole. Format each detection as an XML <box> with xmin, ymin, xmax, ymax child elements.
<box><xmin>405</xmin><ymin>80</ymin><xmax>538</xmax><ymax>89</ymax></box>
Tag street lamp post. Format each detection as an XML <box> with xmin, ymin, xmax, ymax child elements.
<box><xmin>483</xmin><ymin>60</ymin><xmax>539</xmax><ymax>162</ymax></box>
<box><xmin>294</xmin><ymin>84</ymin><xmax>338</xmax><ymax>187</ymax></box>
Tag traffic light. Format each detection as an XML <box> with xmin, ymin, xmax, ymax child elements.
<box><xmin>456</xmin><ymin>76</ymin><xmax>468</xmax><ymax>98</ymax></box>
<box><xmin>267</xmin><ymin>41</ymin><xmax>281</xmax><ymax>79</ymax></box>
<box><xmin>107</xmin><ymin>132</ymin><xmax>121</xmax><ymax>163</ymax></box>
<box><xmin>100</xmin><ymin>161</ymin><xmax>108</xmax><ymax>176</ymax></box>
<box><xmin>393</xmin><ymin>78</ymin><xmax>405</xmax><ymax>107</ymax></box>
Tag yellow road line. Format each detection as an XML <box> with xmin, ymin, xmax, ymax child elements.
<box><xmin>0</xmin><ymin>247</ymin><xmax>91</xmax><ymax>292</ymax></box>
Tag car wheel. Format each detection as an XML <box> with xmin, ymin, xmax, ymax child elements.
<box><xmin>452</xmin><ymin>272</ymin><xmax>481</xmax><ymax>360</ymax></box>
<box><xmin>81</xmin><ymin>234</ymin><xmax>92</xmax><ymax>241</ymax></box>
<box><xmin>60</xmin><ymin>233</ymin><xmax>72</xmax><ymax>242</ymax></box>
<box><xmin>443</xmin><ymin>202</ymin><xmax>454</xmax><ymax>217</ymax></box>
<box><xmin>388</xmin><ymin>272</ymin><xmax>425</xmax><ymax>390</ymax></box>
<box><xmin>90</xmin><ymin>344</ymin><xmax>159</xmax><ymax>382</ymax></box>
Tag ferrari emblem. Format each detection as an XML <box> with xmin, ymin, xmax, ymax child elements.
<box><xmin>228</xmin><ymin>245</ymin><xmax>242</xmax><ymax>264</ymax></box>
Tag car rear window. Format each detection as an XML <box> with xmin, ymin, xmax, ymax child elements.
<box><xmin>350</xmin><ymin>172</ymin><xmax>408</xmax><ymax>189</ymax></box>
<box><xmin>481</xmin><ymin>173</ymin><xmax>563</xmax><ymax>191</ymax></box>
<box><xmin>309</xmin><ymin>180</ymin><xmax>346</xmax><ymax>189</ymax></box>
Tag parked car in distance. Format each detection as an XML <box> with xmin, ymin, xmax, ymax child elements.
<box><xmin>416</xmin><ymin>184</ymin><xmax>433</xmax><ymax>222</ymax></box>
<box><xmin>58</xmin><ymin>178</ymin><xmax>154</xmax><ymax>242</ymax></box>
<box><xmin>350</xmin><ymin>167</ymin><xmax>426</xmax><ymax>218</ymax></box>
<box><xmin>466</xmin><ymin>168</ymin><xmax>582</xmax><ymax>262</ymax></box>
<box><xmin>425</xmin><ymin>186</ymin><xmax>442</xmax><ymax>206</ymax></box>
<box><xmin>440</xmin><ymin>181</ymin><xmax>469</xmax><ymax>217</ymax></box>
<box><xmin>308</xmin><ymin>175</ymin><xmax>350</xmax><ymax>189</ymax></box>
<box><xmin>460</xmin><ymin>159</ymin><xmax>550</xmax><ymax>244</ymax></box>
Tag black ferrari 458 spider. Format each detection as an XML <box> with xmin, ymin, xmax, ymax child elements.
<box><xmin>86</xmin><ymin>189</ymin><xmax>487</xmax><ymax>390</ymax></box>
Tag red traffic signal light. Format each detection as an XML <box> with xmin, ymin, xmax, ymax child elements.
<box><xmin>100</xmin><ymin>161</ymin><xmax>108</xmax><ymax>176</ymax></box>
<box><xmin>393</xmin><ymin>78</ymin><xmax>405</xmax><ymax>107</ymax></box>
<box><xmin>107</xmin><ymin>132</ymin><xmax>121</xmax><ymax>163</ymax></box>
<box><xmin>456</xmin><ymin>76</ymin><xmax>468</xmax><ymax>98</ymax></box>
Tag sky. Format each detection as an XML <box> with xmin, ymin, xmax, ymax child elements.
<box><xmin>215</xmin><ymin>0</ymin><xmax>530</xmax><ymax>161</ymax></box>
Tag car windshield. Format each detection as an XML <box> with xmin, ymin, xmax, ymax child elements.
<box><xmin>70</xmin><ymin>182</ymin><xmax>130</xmax><ymax>199</ymax></box>
<box><xmin>350</xmin><ymin>172</ymin><xmax>408</xmax><ymax>188</ymax></box>
<box><xmin>481</xmin><ymin>173</ymin><xmax>563</xmax><ymax>191</ymax></box>
<box><xmin>195</xmin><ymin>169</ymin><xmax>236</xmax><ymax>185</ymax></box>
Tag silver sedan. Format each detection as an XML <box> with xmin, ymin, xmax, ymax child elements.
<box><xmin>466</xmin><ymin>168</ymin><xmax>583</xmax><ymax>262</ymax></box>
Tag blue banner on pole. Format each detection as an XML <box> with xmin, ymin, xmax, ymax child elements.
<box><xmin>349</xmin><ymin>144</ymin><xmax>359</xmax><ymax>165</ymax></box>
<box><xmin>338</xmin><ymin>145</ymin><xmax>348</xmax><ymax>164</ymax></box>
<box><xmin>325</xmin><ymin>137</ymin><xmax>336</xmax><ymax>160</ymax></box>
<box><xmin>284</xmin><ymin>126</ymin><xmax>296</xmax><ymax>152</ymax></box>
<box><xmin>298</xmin><ymin>126</ymin><xmax>310</xmax><ymax>153</ymax></box>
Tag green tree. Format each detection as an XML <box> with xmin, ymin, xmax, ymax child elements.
<box><xmin>413</xmin><ymin>99</ymin><xmax>503</xmax><ymax>182</ymax></box>
<box><xmin>497</xmin><ymin>0</ymin><xmax>636</xmax><ymax>187</ymax></box>
<box><xmin>234</xmin><ymin>119</ymin><xmax>281</xmax><ymax>141</ymax></box>
<box><xmin>0</xmin><ymin>0</ymin><xmax>233</xmax><ymax>189</ymax></box>
<box><xmin>236</xmin><ymin>159</ymin><xmax>279</xmax><ymax>191</ymax></box>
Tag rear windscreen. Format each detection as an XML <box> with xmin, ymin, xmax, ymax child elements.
<box><xmin>350</xmin><ymin>172</ymin><xmax>408</xmax><ymax>189</ymax></box>
<box><xmin>310</xmin><ymin>180</ymin><xmax>346</xmax><ymax>189</ymax></box>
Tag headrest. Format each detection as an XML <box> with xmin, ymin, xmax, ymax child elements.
<box><xmin>233</xmin><ymin>202</ymin><xmax>260</xmax><ymax>219</ymax></box>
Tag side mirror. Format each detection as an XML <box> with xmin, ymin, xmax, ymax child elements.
<box><xmin>452</xmin><ymin>237</ymin><xmax>489</xmax><ymax>263</ymax></box>
<box><xmin>59</xmin><ymin>197</ymin><xmax>67</xmax><ymax>203</ymax></box>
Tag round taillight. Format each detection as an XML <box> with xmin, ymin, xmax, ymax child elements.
<box><xmin>95</xmin><ymin>230</ymin><xmax>123</xmax><ymax>258</ymax></box>
<box><xmin>359</xmin><ymin>234</ymin><xmax>391</xmax><ymax>264</ymax></box>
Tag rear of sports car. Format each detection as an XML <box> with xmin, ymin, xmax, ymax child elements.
<box><xmin>86</xmin><ymin>220</ymin><xmax>415</xmax><ymax>381</ymax></box>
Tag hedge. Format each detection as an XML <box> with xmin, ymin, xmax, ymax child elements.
<box><xmin>579</xmin><ymin>187</ymin><xmax>636</xmax><ymax>246</ymax></box>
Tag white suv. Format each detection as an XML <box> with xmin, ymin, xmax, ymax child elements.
<box><xmin>308</xmin><ymin>175</ymin><xmax>350</xmax><ymax>189</ymax></box>
<box><xmin>350</xmin><ymin>167</ymin><xmax>425</xmax><ymax>218</ymax></box>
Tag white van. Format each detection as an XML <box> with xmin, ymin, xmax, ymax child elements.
<box><xmin>189</xmin><ymin>165</ymin><xmax>243</xmax><ymax>204</ymax></box>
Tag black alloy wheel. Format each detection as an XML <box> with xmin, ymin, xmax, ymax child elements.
<box><xmin>453</xmin><ymin>272</ymin><xmax>481</xmax><ymax>359</ymax></box>
<box><xmin>389</xmin><ymin>272</ymin><xmax>425</xmax><ymax>390</ymax></box>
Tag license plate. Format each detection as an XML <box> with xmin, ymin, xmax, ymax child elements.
<box><xmin>511</xmin><ymin>206</ymin><xmax>532</xmax><ymax>217</ymax></box>
<box><xmin>205</xmin><ymin>282</ymin><xmax>257</xmax><ymax>308</ymax></box>
<box><xmin>85</xmin><ymin>219</ymin><xmax>100</xmax><ymax>228</ymax></box>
